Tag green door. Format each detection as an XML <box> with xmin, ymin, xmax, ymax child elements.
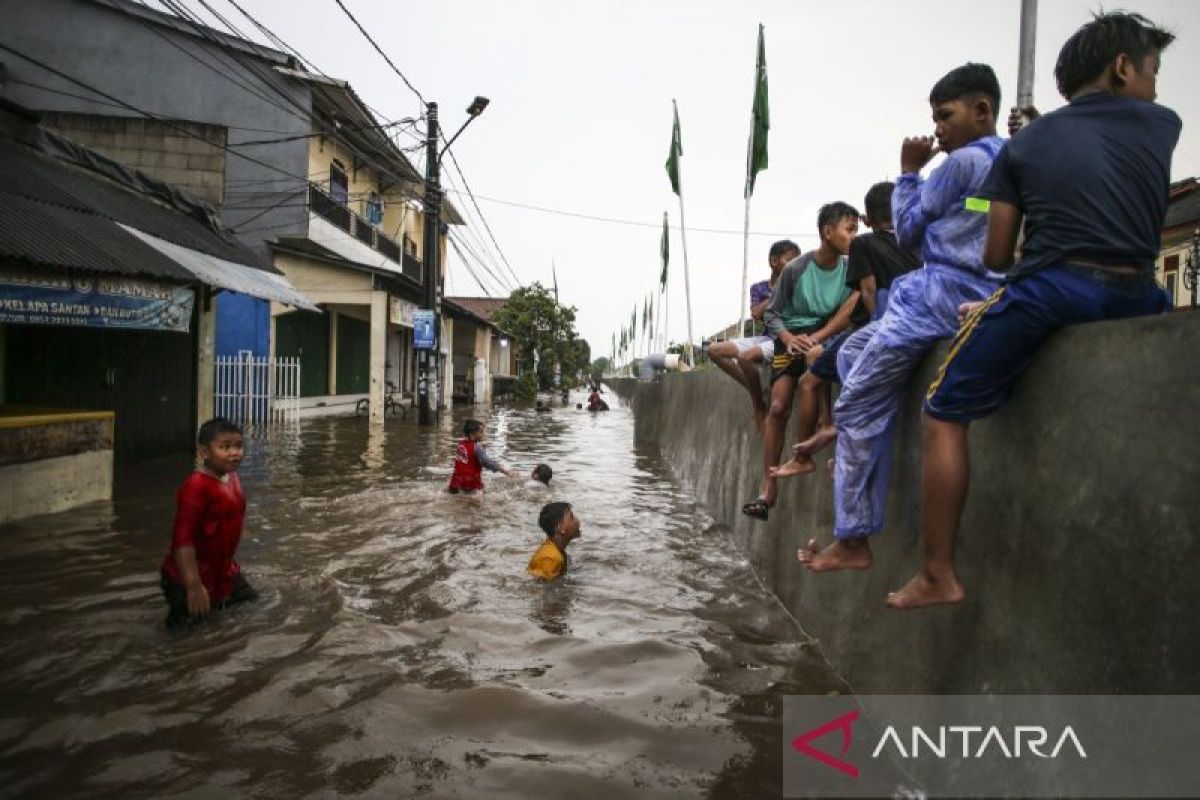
<box><xmin>276</xmin><ymin>311</ymin><xmax>329</xmax><ymax>397</ymax></box>
<box><xmin>335</xmin><ymin>314</ymin><xmax>370</xmax><ymax>395</ymax></box>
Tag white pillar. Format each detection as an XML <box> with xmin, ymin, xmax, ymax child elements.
<box><xmin>369</xmin><ymin>291</ymin><xmax>387</xmax><ymax>424</ymax></box>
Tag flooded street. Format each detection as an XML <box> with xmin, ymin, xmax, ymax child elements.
<box><xmin>0</xmin><ymin>392</ymin><xmax>845</xmax><ymax>798</ymax></box>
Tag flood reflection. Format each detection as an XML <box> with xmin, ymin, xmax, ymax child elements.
<box><xmin>0</xmin><ymin>392</ymin><xmax>846</xmax><ymax>798</ymax></box>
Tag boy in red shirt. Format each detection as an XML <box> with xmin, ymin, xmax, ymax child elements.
<box><xmin>160</xmin><ymin>418</ymin><xmax>258</xmax><ymax>626</ymax></box>
<box><xmin>448</xmin><ymin>418</ymin><xmax>516</xmax><ymax>493</ymax></box>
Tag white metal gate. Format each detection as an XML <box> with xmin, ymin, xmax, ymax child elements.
<box><xmin>214</xmin><ymin>351</ymin><xmax>300</xmax><ymax>426</ymax></box>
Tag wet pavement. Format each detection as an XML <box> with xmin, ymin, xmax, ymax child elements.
<box><xmin>0</xmin><ymin>391</ymin><xmax>847</xmax><ymax>798</ymax></box>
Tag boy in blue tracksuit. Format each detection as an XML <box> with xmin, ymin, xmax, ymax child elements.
<box><xmin>800</xmin><ymin>63</ymin><xmax>1005</xmax><ymax>572</ymax></box>
<box><xmin>889</xmin><ymin>12</ymin><xmax>1180</xmax><ymax>608</ymax></box>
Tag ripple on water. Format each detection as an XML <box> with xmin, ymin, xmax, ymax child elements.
<box><xmin>0</xmin><ymin>398</ymin><xmax>845</xmax><ymax>797</ymax></box>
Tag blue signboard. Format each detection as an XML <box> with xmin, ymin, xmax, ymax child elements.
<box><xmin>413</xmin><ymin>309</ymin><xmax>436</xmax><ymax>350</ymax></box>
<box><xmin>0</xmin><ymin>268</ymin><xmax>194</xmax><ymax>332</ymax></box>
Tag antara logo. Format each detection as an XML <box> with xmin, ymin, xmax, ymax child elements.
<box><xmin>871</xmin><ymin>725</ymin><xmax>1088</xmax><ymax>760</ymax></box>
<box><xmin>792</xmin><ymin>709</ymin><xmax>861</xmax><ymax>778</ymax></box>
<box><xmin>792</xmin><ymin>711</ymin><xmax>1088</xmax><ymax>779</ymax></box>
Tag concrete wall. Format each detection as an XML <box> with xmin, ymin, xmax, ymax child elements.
<box><xmin>613</xmin><ymin>310</ymin><xmax>1200</xmax><ymax>693</ymax></box>
<box><xmin>0</xmin><ymin>0</ymin><xmax>312</xmax><ymax>256</ymax></box>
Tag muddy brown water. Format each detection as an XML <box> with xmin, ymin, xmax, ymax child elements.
<box><xmin>0</xmin><ymin>393</ymin><xmax>848</xmax><ymax>798</ymax></box>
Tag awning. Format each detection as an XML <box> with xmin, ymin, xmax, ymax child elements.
<box><xmin>118</xmin><ymin>224</ymin><xmax>321</xmax><ymax>312</ymax></box>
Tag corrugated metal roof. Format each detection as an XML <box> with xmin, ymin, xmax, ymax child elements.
<box><xmin>120</xmin><ymin>224</ymin><xmax>320</xmax><ymax>311</ymax></box>
<box><xmin>445</xmin><ymin>296</ymin><xmax>509</xmax><ymax>324</ymax></box>
<box><xmin>1164</xmin><ymin>185</ymin><xmax>1200</xmax><ymax>231</ymax></box>
<box><xmin>0</xmin><ymin>131</ymin><xmax>271</xmax><ymax>275</ymax></box>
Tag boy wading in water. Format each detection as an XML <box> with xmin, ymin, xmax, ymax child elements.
<box><xmin>800</xmin><ymin>63</ymin><xmax>1005</xmax><ymax>572</ymax></box>
<box><xmin>529</xmin><ymin>502</ymin><xmax>581</xmax><ymax>581</ymax></box>
<box><xmin>160</xmin><ymin>418</ymin><xmax>258</xmax><ymax>626</ymax></box>
<box><xmin>889</xmin><ymin>12</ymin><xmax>1180</xmax><ymax>609</ymax></box>
<box><xmin>448</xmin><ymin>419</ymin><xmax>516</xmax><ymax>493</ymax></box>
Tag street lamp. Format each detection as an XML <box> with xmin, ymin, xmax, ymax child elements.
<box><xmin>417</xmin><ymin>97</ymin><xmax>490</xmax><ymax>426</ymax></box>
<box><xmin>1183</xmin><ymin>228</ymin><xmax>1200</xmax><ymax>309</ymax></box>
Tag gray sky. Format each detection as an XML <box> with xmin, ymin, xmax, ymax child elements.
<box><xmin>217</xmin><ymin>0</ymin><xmax>1200</xmax><ymax>358</ymax></box>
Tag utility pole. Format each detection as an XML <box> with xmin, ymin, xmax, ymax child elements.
<box><xmin>418</xmin><ymin>101</ymin><xmax>441</xmax><ymax>426</ymax></box>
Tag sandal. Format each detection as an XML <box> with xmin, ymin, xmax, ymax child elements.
<box><xmin>741</xmin><ymin>497</ymin><xmax>770</xmax><ymax>521</ymax></box>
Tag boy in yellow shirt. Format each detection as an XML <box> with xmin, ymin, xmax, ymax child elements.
<box><xmin>528</xmin><ymin>502</ymin><xmax>581</xmax><ymax>581</ymax></box>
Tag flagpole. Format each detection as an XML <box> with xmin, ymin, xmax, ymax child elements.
<box><xmin>677</xmin><ymin>193</ymin><xmax>695</xmax><ymax>366</ymax></box>
<box><xmin>739</xmin><ymin>138</ymin><xmax>752</xmax><ymax>343</ymax></box>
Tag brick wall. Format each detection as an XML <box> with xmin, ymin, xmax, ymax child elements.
<box><xmin>38</xmin><ymin>113</ymin><xmax>227</xmax><ymax>206</ymax></box>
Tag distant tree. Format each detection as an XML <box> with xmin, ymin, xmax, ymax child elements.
<box><xmin>492</xmin><ymin>283</ymin><xmax>580</xmax><ymax>391</ymax></box>
<box><xmin>591</xmin><ymin>356</ymin><xmax>612</xmax><ymax>376</ymax></box>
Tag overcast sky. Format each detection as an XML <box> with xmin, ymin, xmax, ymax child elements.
<box><xmin>205</xmin><ymin>0</ymin><xmax>1200</xmax><ymax>358</ymax></box>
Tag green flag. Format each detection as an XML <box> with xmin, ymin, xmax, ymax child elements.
<box><xmin>745</xmin><ymin>24</ymin><xmax>769</xmax><ymax>198</ymax></box>
<box><xmin>660</xmin><ymin>211</ymin><xmax>669</xmax><ymax>288</ymax></box>
<box><xmin>665</xmin><ymin>100</ymin><xmax>682</xmax><ymax>195</ymax></box>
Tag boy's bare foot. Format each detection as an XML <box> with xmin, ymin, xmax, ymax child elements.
<box><xmin>797</xmin><ymin>537</ymin><xmax>872</xmax><ymax>572</ymax></box>
<box><xmin>769</xmin><ymin>455</ymin><xmax>815</xmax><ymax>479</ymax></box>
<box><xmin>793</xmin><ymin>425</ymin><xmax>838</xmax><ymax>457</ymax></box>
<box><xmin>886</xmin><ymin>570</ymin><xmax>965</xmax><ymax>609</ymax></box>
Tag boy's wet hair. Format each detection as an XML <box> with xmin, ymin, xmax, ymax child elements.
<box><xmin>533</xmin><ymin>463</ymin><xmax>553</xmax><ymax>485</ymax></box>
<box><xmin>197</xmin><ymin>417</ymin><xmax>242</xmax><ymax>446</ymax></box>
<box><xmin>1054</xmin><ymin>11</ymin><xmax>1174</xmax><ymax>99</ymax></box>
<box><xmin>464</xmin><ymin>419</ymin><xmax>483</xmax><ymax>437</ymax></box>
<box><xmin>863</xmin><ymin>182</ymin><xmax>895</xmax><ymax>225</ymax></box>
<box><xmin>769</xmin><ymin>239</ymin><xmax>799</xmax><ymax>259</ymax></box>
<box><xmin>539</xmin><ymin>502</ymin><xmax>571</xmax><ymax>536</ymax></box>
<box><xmin>816</xmin><ymin>202</ymin><xmax>859</xmax><ymax>236</ymax></box>
<box><xmin>929</xmin><ymin>63</ymin><xmax>1001</xmax><ymax>117</ymax></box>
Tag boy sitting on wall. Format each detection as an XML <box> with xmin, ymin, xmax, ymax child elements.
<box><xmin>889</xmin><ymin>12</ymin><xmax>1180</xmax><ymax>608</ymax></box>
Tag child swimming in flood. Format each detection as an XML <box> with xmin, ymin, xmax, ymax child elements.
<box><xmin>528</xmin><ymin>502</ymin><xmax>581</xmax><ymax>581</ymax></box>
<box><xmin>525</xmin><ymin>463</ymin><xmax>553</xmax><ymax>491</ymax></box>
<box><xmin>448</xmin><ymin>419</ymin><xmax>516</xmax><ymax>493</ymax></box>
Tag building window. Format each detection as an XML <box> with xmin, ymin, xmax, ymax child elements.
<box><xmin>329</xmin><ymin>159</ymin><xmax>348</xmax><ymax>206</ymax></box>
<box><xmin>365</xmin><ymin>191</ymin><xmax>383</xmax><ymax>226</ymax></box>
<box><xmin>1164</xmin><ymin>271</ymin><xmax>1177</xmax><ymax>306</ymax></box>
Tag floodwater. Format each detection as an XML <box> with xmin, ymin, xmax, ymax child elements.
<box><xmin>0</xmin><ymin>391</ymin><xmax>848</xmax><ymax>798</ymax></box>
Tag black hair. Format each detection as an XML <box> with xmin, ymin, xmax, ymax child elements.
<box><xmin>863</xmin><ymin>182</ymin><xmax>895</xmax><ymax>225</ymax></box>
<box><xmin>816</xmin><ymin>202</ymin><xmax>860</xmax><ymax>236</ymax></box>
<box><xmin>929</xmin><ymin>63</ymin><xmax>1001</xmax><ymax>117</ymax></box>
<box><xmin>1054</xmin><ymin>11</ymin><xmax>1174</xmax><ymax>99</ymax></box>
<box><xmin>464</xmin><ymin>419</ymin><xmax>483</xmax><ymax>437</ymax></box>
<box><xmin>533</xmin><ymin>463</ymin><xmax>553</xmax><ymax>485</ymax></box>
<box><xmin>769</xmin><ymin>239</ymin><xmax>800</xmax><ymax>259</ymax></box>
<box><xmin>539</xmin><ymin>501</ymin><xmax>571</xmax><ymax>536</ymax></box>
<box><xmin>197</xmin><ymin>417</ymin><xmax>241</xmax><ymax>446</ymax></box>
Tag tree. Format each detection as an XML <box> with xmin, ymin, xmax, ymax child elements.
<box><xmin>492</xmin><ymin>283</ymin><xmax>580</xmax><ymax>391</ymax></box>
<box><xmin>591</xmin><ymin>356</ymin><xmax>612</xmax><ymax>376</ymax></box>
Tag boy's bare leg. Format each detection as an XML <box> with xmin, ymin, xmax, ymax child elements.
<box><xmin>737</xmin><ymin>348</ymin><xmax>768</xmax><ymax>430</ymax></box>
<box><xmin>708</xmin><ymin>342</ymin><xmax>751</xmax><ymax>391</ymax></box>
<box><xmin>887</xmin><ymin>417</ymin><xmax>970</xmax><ymax>609</ymax></box>
<box><xmin>798</xmin><ymin>535</ymin><xmax>873</xmax><ymax>571</ymax></box>
<box><xmin>760</xmin><ymin>374</ymin><xmax>797</xmax><ymax>505</ymax></box>
<box><xmin>771</xmin><ymin>372</ymin><xmax>823</xmax><ymax>478</ymax></box>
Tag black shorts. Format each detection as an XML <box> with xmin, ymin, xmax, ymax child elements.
<box><xmin>768</xmin><ymin>326</ymin><xmax>821</xmax><ymax>384</ymax></box>
<box><xmin>161</xmin><ymin>571</ymin><xmax>258</xmax><ymax>627</ymax></box>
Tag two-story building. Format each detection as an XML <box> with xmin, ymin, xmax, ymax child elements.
<box><xmin>0</xmin><ymin>0</ymin><xmax>465</xmax><ymax>421</ymax></box>
<box><xmin>1156</xmin><ymin>178</ymin><xmax>1200</xmax><ymax>309</ymax></box>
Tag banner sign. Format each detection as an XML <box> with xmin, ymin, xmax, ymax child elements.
<box><xmin>784</xmin><ymin>695</ymin><xmax>1200</xmax><ymax>798</ymax></box>
<box><xmin>0</xmin><ymin>268</ymin><xmax>193</xmax><ymax>332</ymax></box>
<box><xmin>413</xmin><ymin>309</ymin><xmax>436</xmax><ymax>350</ymax></box>
<box><xmin>389</xmin><ymin>296</ymin><xmax>419</xmax><ymax>327</ymax></box>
